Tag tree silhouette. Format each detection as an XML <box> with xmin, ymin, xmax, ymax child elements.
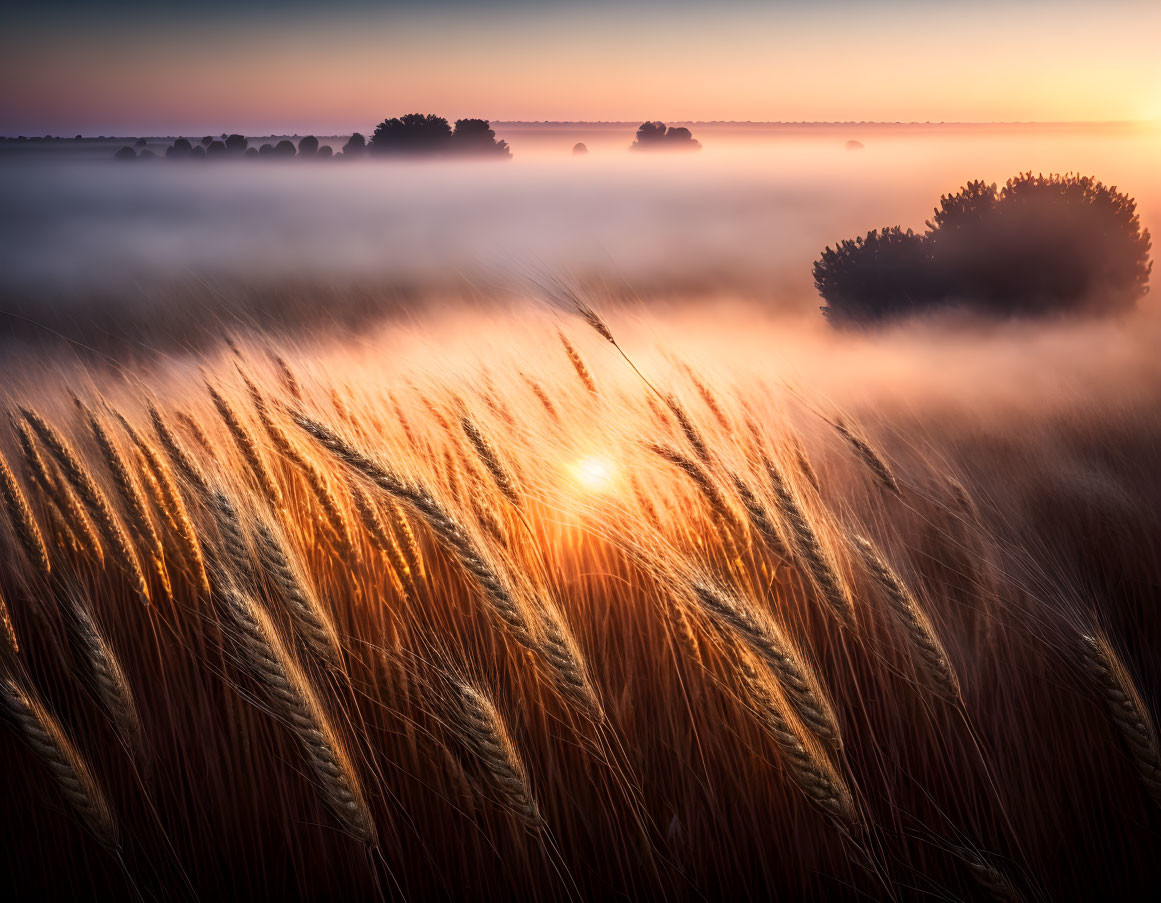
<box><xmin>449</xmin><ymin>119</ymin><xmax>510</xmax><ymax>156</ymax></box>
<box><xmin>273</xmin><ymin>139</ymin><xmax>296</xmax><ymax>158</ymax></box>
<box><xmin>573</xmin><ymin>142</ymin><xmax>589</xmax><ymax>156</ymax></box>
<box><xmin>342</xmin><ymin>132</ymin><xmax>367</xmax><ymax>157</ymax></box>
<box><xmin>814</xmin><ymin>173</ymin><xmax>1152</xmax><ymax>325</ymax></box>
<box><xmin>370</xmin><ymin>114</ymin><xmax>452</xmax><ymax>155</ymax></box>
<box><xmin>630</xmin><ymin>121</ymin><xmax>701</xmax><ymax>152</ymax></box>
<box><xmin>297</xmin><ymin>135</ymin><xmax>319</xmax><ymax>156</ymax></box>
<box><xmin>813</xmin><ymin>228</ymin><xmax>935</xmax><ymax>325</ymax></box>
<box><xmin>225</xmin><ymin>134</ymin><xmax>247</xmax><ymax>154</ymax></box>
<box><xmin>165</xmin><ymin>138</ymin><xmax>193</xmax><ymax>159</ymax></box>
<box><xmin>113</xmin><ymin>145</ymin><xmax>137</xmax><ymax>161</ymax></box>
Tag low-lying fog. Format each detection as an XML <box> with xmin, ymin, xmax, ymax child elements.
<box><xmin>1</xmin><ymin>123</ymin><xmax>1159</xmax><ymax>349</ymax></box>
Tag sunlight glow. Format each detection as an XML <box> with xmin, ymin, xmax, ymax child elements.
<box><xmin>571</xmin><ymin>456</ymin><xmax>616</xmax><ymax>493</ymax></box>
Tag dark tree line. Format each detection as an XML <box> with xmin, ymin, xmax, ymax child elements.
<box><xmin>814</xmin><ymin>173</ymin><xmax>1152</xmax><ymax>325</ymax></box>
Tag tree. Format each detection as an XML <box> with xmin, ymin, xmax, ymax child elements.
<box><xmin>165</xmin><ymin>137</ymin><xmax>193</xmax><ymax>159</ymax></box>
<box><xmin>813</xmin><ymin>228</ymin><xmax>935</xmax><ymax>326</ymax></box>
<box><xmin>297</xmin><ymin>135</ymin><xmax>319</xmax><ymax>156</ymax></box>
<box><xmin>369</xmin><ymin>114</ymin><xmax>452</xmax><ymax>155</ymax></box>
<box><xmin>342</xmin><ymin>132</ymin><xmax>367</xmax><ymax>157</ymax></box>
<box><xmin>630</xmin><ymin>121</ymin><xmax>701</xmax><ymax>152</ymax></box>
<box><xmin>448</xmin><ymin>119</ymin><xmax>510</xmax><ymax>157</ymax></box>
<box><xmin>113</xmin><ymin>145</ymin><xmax>137</xmax><ymax>161</ymax></box>
<box><xmin>813</xmin><ymin>173</ymin><xmax>1152</xmax><ymax>325</ymax></box>
<box><xmin>225</xmin><ymin>134</ymin><xmax>247</xmax><ymax>153</ymax></box>
<box><xmin>273</xmin><ymin>139</ymin><xmax>296</xmax><ymax>157</ymax></box>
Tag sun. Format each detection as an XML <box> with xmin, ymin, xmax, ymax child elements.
<box><xmin>570</xmin><ymin>455</ymin><xmax>616</xmax><ymax>493</ymax></box>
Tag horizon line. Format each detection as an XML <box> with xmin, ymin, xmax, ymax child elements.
<box><xmin>2</xmin><ymin>119</ymin><xmax>1156</xmax><ymax>140</ymax></box>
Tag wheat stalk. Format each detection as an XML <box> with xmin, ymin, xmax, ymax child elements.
<box><xmin>832</xmin><ymin>417</ymin><xmax>902</xmax><ymax>497</ymax></box>
<box><xmin>1080</xmin><ymin>631</ymin><xmax>1161</xmax><ymax>806</ymax></box>
<box><xmin>664</xmin><ymin>395</ymin><xmax>711</xmax><ymax>464</ymax></box>
<box><xmin>451</xmin><ymin>680</ymin><xmax>542</xmax><ymax>827</ymax></box>
<box><xmin>149</xmin><ymin>404</ymin><xmax>212</xmax><ymax>498</ymax></box>
<box><xmin>0</xmin><ymin>587</ymin><xmax>18</xmax><ymax>654</ymax></box>
<box><xmin>252</xmin><ymin>515</ymin><xmax>343</xmax><ymax>670</ymax></box>
<box><xmin>119</xmin><ymin>413</ymin><xmax>211</xmax><ymax>596</ymax></box>
<box><xmin>69</xmin><ymin>597</ymin><xmax>143</xmax><ymax>754</ymax></box>
<box><xmin>853</xmin><ymin>534</ymin><xmax>961</xmax><ymax>702</ymax></box>
<box><xmin>691</xmin><ymin>579</ymin><xmax>841</xmax><ymax>749</ymax></box>
<box><xmin>240</xmin><ymin>371</ymin><xmax>353</xmax><ymax>552</ymax></box>
<box><xmin>1</xmin><ymin>675</ymin><xmax>119</xmax><ymax>849</ymax></box>
<box><xmin>766</xmin><ymin>461</ymin><xmax>854</xmax><ymax>628</ymax></box>
<box><xmin>734</xmin><ymin>645</ymin><xmax>855</xmax><ymax>826</ymax></box>
<box><xmin>207</xmin><ymin>383</ymin><xmax>283</xmax><ymax>508</ymax></box>
<box><xmin>21</xmin><ymin>408</ymin><xmax>150</xmax><ymax>605</ymax></box>
<box><xmin>294</xmin><ymin>412</ymin><xmax>600</xmax><ymax>715</ymax></box>
<box><xmin>651</xmin><ymin>444</ymin><xmax>742</xmax><ymax>533</ymax></box>
<box><xmin>223</xmin><ymin>586</ymin><xmax>377</xmax><ymax>844</ymax></box>
<box><xmin>558</xmin><ymin>331</ymin><xmax>597</xmax><ymax>395</ymax></box>
<box><xmin>0</xmin><ymin>449</ymin><xmax>51</xmax><ymax>579</ymax></box>
<box><xmin>460</xmin><ymin>416</ymin><xmax>520</xmax><ymax>508</ymax></box>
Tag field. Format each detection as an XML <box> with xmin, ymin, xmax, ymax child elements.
<box><xmin>2</xmin><ymin>289</ymin><xmax>1160</xmax><ymax>900</ymax></box>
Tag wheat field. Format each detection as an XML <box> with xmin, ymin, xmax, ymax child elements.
<box><xmin>1</xmin><ymin>297</ymin><xmax>1159</xmax><ymax>900</ymax></box>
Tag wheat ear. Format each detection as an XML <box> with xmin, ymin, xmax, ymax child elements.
<box><xmin>853</xmin><ymin>535</ymin><xmax>960</xmax><ymax>702</ymax></box>
<box><xmin>692</xmin><ymin>579</ymin><xmax>841</xmax><ymax>749</ymax></box>
<box><xmin>295</xmin><ymin>413</ymin><xmax>600</xmax><ymax>715</ymax></box>
<box><xmin>451</xmin><ymin>681</ymin><xmax>542</xmax><ymax>827</ymax></box>
<box><xmin>224</xmin><ymin>586</ymin><xmax>377</xmax><ymax>844</ymax></box>
<box><xmin>206</xmin><ymin>383</ymin><xmax>283</xmax><ymax>507</ymax></box>
<box><xmin>1080</xmin><ymin>631</ymin><xmax>1161</xmax><ymax>806</ymax></box>
<box><xmin>21</xmin><ymin>408</ymin><xmax>150</xmax><ymax>605</ymax></box>
<box><xmin>252</xmin><ymin>516</ymin><xmax>343</xmax><ymax>670</ymax></box>
<box><xmin>766</xmin><ymin>461</ymin><xmax>854</xmax><ymax>628</ymax></box>
<box><xmin>0</xmin><ymin>450</ymin><xmax>51</xmax><ymax>579</ymax></box>
<box><xmin>735</xmin><ymin>646</ymin><xmax>855</xmax><ymax>825</ymax></box>
<box><xmin>558</xmin><ymin>331</ymin><xmax>597</xmax><ymax>395</ymax></box>
<box><xmin>1</xmin><ymin>675</ymin><xmax>119</xmax><ymax>849</ymax></box>
<box><xmin>833</xmin><ymin>418</ymin><xmax>902</xmax><ymax>497</ymax></box>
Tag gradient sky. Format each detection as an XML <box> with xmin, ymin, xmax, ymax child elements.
<box><xmin>2</xmin><ymin>0</ymin><xmax>1159</xmax><ymax>134</ymax></box>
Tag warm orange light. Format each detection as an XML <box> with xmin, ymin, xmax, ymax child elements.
<box><xmin>570</xmin><ymin>456</ymin><xmax>615</xmax><ymax>493</ymax></box>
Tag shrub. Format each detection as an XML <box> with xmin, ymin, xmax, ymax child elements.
<box><xmin>814</xmin><ymin>173</ymin><xmax>1152</xmax><ymax>325</ymax></box>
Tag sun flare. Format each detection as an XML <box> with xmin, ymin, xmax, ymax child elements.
<box><xmin>570</xmin><ymin>455</ymin><xmax>616</xmax><ymax>493</ymax></box>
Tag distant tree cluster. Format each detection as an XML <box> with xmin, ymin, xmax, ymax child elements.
<box><xmin>813</xmin><ymin>173</ymin><xmax>1152</xmax><ymax>325</ymax></box>
<box><xmin>112</xmin><ymin>116</ymin><xmax>512</xmax><ymax>161</ymax></box>
<box><xmin>366</xmin><ymin>114</ymin><xmax>511</xmax><ymax>157</ymax></box>
<box><xmin>629</xmin><ymin>121</ymin><xmax>701</xmax><ymax>152</ymax></box>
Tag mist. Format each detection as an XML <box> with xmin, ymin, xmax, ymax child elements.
<box><xmin>1</xmin><ymin>123</ymin><xmax>1159</xmax><ymax>351</ymax></box>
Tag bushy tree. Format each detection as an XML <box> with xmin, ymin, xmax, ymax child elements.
<box><xmin>225</xmin><ymin>134</ymin><xmax>247</xmax><ymax>153</ymax></box>
<box><xmin>297</xmin><ymin>135</ymin><xmax>319</xmax><ymax>156</ymax></box>
<box><xmin>113</xmin><ymin>145</ymin><xmax>137</xmax><ymax>161</ymax></box>
<box><xmin>449</xmin><ymin>119</ymin><xmax>510</xmax><ymax>157</ymax></box>
<box><xmin>273</xmin><ymin>139</ymin><xmax>296</xmax><ymax>157</ymax></box>
<box><xmin>814</xmin><ymin>172</ymin><xmax>1152</xmax><ymax>325</ymax></box>
<box><xmin>630</xmin><ymin>121</ymin><xmax>701</xmax><ymax>152</ymax></box>
<box><xmin>369</xmin><ymin>114</ymin><xmax>452</xmax><ymax>155</ymax></box>
<box><xmin>813</xmin><ymin>228</ymin><xmax>935</xmax><ymax>325</ymax></box>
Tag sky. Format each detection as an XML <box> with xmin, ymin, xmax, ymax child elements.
<box><xmin>2</xmin><ymin>0</ymin><xmax>1160</xmax><ymax>135</ymax></box>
